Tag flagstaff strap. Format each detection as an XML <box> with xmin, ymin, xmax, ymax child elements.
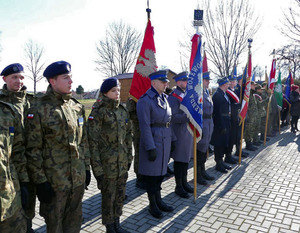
<box><xmin>226</xmin><ymin>89</ymin><xmax>240</xmax><ymax>103</ymax></box>
<box><xmin>253</xmin><ymin>93</ymin><xmax>262</xmax><ymax>101</ymax></box>
<box><xmin>172</xmin><ymin>92</ymin><xmax>183</xmax><ymax>101</ymax></box>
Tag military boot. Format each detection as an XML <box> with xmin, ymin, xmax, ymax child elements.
<box><xmin>155</xmin><ymin>190</ymin><xmax>174</xmax><ymax>212</ymax></box>
<box><xmin>253</xmin><ymin>140</ymin><xmax>262</xmax><ymax>146</ymax></box>
<box><xmin>245</xmin><ymin>141</ymin><xmax>257</xmax><ymax>151</ymax></box>
<box><xmin>201</xmin><ymin>163</ymin><xmax>215</xmax><ymax>180</ymax></box>
<box><xmin>114</xmin><ymin>217</ymin><xmax>130</xmax><ymax>233</ymax></box>
<box><xmin>197</xmin><ymin>166</ymin><xmax>208</xmax><ymax>185</ymax></box>
<box><xmin>182</xmin><ymin>175</ymin><xmax>193</xmax><ymax>193</ymax></box>
<box><xmin>215</xmin><ymin>160</ymin><xmax>227</xmax><ymax>173</ymax></box>
<box><xmin>175</xmin><ymin>177</ymin><xmax>190</xmax><ymax>198</ymax></box>
<box><xmin>106</xmin><ymin>223</ymin><xmax>117</xmax><ymax>233</ymax></box>
<box><xmin>148</xmin><ymin>193</ymin><xmax>163</xmax><ymax>218</ymax></box>
<box><xmin>224</xmin><ymin>154</ymin><xmax>238</xmax><ymax>164</ymax></box>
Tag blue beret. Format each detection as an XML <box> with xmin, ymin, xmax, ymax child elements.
<box><xmin>100</xmin><ymin>77</ymin><xmax>119</xmax><ymax>93</ymax></box>
<box><xmin>173</xmin><ymin>71</ymin><xmax>188</xmax><ymax>82</ymax></box>
<box><xmin>149</xmin><ymin>70</ymin><xmax>169</xmax><ymax>82</ymax></box>
<box><xmin>217</xmin><ymin>77</ymin><xmax>230</xmax><ymax>86</ymax></box>
<box><xmin>237</xmin><ymin>75</ymin><xmax>242</xmax><ymax>80</ymax></box>
<box><xmin>203</xmin><ymin>71</ymin><xmax>211</xmax><ymax>80</ymax></box>
<box><xmin>43</xmin><ymin>61</ymin><xmax>71</xmax><ymax>79</ymax></box>
<box><xmin>1</xmin><ymin>63</ymin><xmax>24</xmax><ymax>76</ymax></box>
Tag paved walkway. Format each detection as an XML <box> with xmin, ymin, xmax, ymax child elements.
<box><xmin>33</xmin><ymin>126</ymin><xmax>300</xmax><ymax>233</ymax></box>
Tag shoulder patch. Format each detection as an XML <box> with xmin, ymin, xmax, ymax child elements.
<box><xmin>88</xmin><ymin>115</ymin><xmax>94</xmax><ymax>121</ymax></box>
<box><xmin>27</xmin><ymin>113</ymin><xmax>34</xmax><ymax>119</ymax></box>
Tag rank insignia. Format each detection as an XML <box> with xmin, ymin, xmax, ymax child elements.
<box><xmin>78</xmin><ymin>117</ymin><xmax>84</xmax><ymax>126</ymax></box>
<box><xmin>9</xmin><ymin>126</ymin><xmax>14</xmax><ymax>137</ymax></box>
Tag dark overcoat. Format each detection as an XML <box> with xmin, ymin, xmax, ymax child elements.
<box><xmin>137</xmin><ymin>88</ymin><xmax>174</xmax><ymax>176</ymax></box>
<box><xmin>197</xmin><ymin>88</ymin><xmax>214</xmax><ymax>153</ymax></box>
<box><xmin>168</xmin><ymin>87</ymin><xmax>193</xmax><ymax>163</ymax></box>
<box><xmin>290</xmin><ymin>91</ymin><xmax>300</xmax><ymax>116</ymax></box>
<box><xmin>210</xmin><ymin>88</ymin><xmax>231</xmax><ymax>147</ymax></box>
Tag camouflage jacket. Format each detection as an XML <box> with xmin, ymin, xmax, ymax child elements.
<box><xmin>261</xmin><ymin>90</ymin><xmax>271</xmax><ymax>115</ymax></box>
<box><xmin>87</xmin><ymin>96</ymin><xmax>132</xmax><ymax>179</ymax></box>
<box><xmin>0</xmin><ymin>84</ymin><xmax>35</xmax><ymax>125</ymax></box>
<box><xmin>0</xmin><ymin>101</ymin><xmax>28</xmax><ymax>221</ymax></box>
<box><xmin>126</xmin><ymin>97</ymin><xmax>140</xmax><ymax>138</ymax></box>
<box><xmin>24</xmin><ymin>85</ymin><xmax>90</xmax><ymax>191</ymax></box>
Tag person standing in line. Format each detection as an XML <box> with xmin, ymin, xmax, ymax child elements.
<box><xmin>210</xmin><ymin>77</ymin><xmax>232</xmax><ymax>173</ymax></box>
<box><xmin>168</xmin><ymin>71</ymin><xmax>193</xmax><ymax>197</ymax></box>
<box><xmin>0</xmin><ymin>101</ymin><xmax>29</xmax><ymax>232</ymax></box>
<box><xmin>290</xmin><ymin>84</ymin><xmax>300</xmax><ymax>133</ymax></box>
<box><xmin>88</xmin><ymin>77</ymin><xmax>132</xmax><ymax>233</ymax></box>
<box><xmin>25</xmin><ymin>61</ymin><xmax>91</xmax><ymax>233</ymax></box>
<box><xmin>196</xmin><ymin>71</ymin><xmax>215</xmax><ymax>184</ymax></box>
<box><xmin>0</xmin><ymin>63</ymin><xmax>37</xmax><ymax>233</ymax></box>
<box><xmin>137</xmin><ymin>70</ymin><xmax>175</xmax><ymax>219</ymax></box>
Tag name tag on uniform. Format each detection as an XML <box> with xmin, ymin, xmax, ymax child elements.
<box><xmin>78</xmin><ymin>117</ymin><xmax>84</xmax><ymax>126</ymax></box>
<box><xmin>9</xmin><ymin>126</ymin><xmax>14</xmax><ymax>137</ymax></box>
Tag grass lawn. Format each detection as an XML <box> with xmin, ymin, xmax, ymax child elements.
<box><xmin>79</xmin><ymin>99</ymin><xmax>96</xmax><ymax>119</ymax></box>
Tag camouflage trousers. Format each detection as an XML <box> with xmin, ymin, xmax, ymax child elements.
<box><xmin>253</xmin><ymin>117</ymin><xmax>261</xmax><ymax>142</ymax></box>
<box><xmin>101</xmin><ymin>173</ymin><xmax>128</xmax><ymax>225</ymax></box>
<box><xmin>0</xmin><ymin>208</ymin><xmax>26</xmax><ymax>233</ymax></box>
<box><xmin>244</xmin><ymin>116</ymin><xmax>256</xmax><ymax>142</ymax></box>
<box><xmin>25</xmin><ymin>181</ymin><xmax>36</xmax><ymax>219</ymax></box>
<box><xmin>133</xmin><ymin>137</ymin><xmax>140</xmax><ymax>175</ymax></box>
<box><xmin>40</xmin><ymin>184</ymin><xmax>85</xmax><ymax>233</ymax></box>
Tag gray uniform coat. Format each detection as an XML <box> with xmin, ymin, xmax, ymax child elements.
<box><xmin>137</xmin><ymin>87</ymin><xmax>174</xmax><ymax>176</ymax></box>
<box><xmin>169</xmin><ymin>87</ymin><xmax>193</xmax><ymax>163</ymax></box>
<box><xmin>197</xmin><ymin>88</ymin><xmax>214</xmax><ymax>152</ymax></box>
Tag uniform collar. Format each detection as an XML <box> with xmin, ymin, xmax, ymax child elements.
<box><xmin>101</xmin><ymin>95</ymin><xmax>120</xmax><ymax>109</ymax></box>
<box><xmin>46</xmin><ymin>85</ymin><xmax>72</xmax><ymax>102</ymax></box>
<box><xmin>1</xmin><ymin>84</ymin><xmax>27</xmax><ymax>98</ymax></box>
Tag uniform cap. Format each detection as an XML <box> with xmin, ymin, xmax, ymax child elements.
<box><xmin>43</xmin><ymin>61</ymin><xmax>71</xmax><ymax>79</ymax></box>
<box><xmin>237</xmin><ymin>75</ymin><xmax>243</xmax><ymax>80</ymax></box>
<box><xmin>173</xmin><ymin>71</ymin><xmax>188</xmax><ymax>82</ymax></box>
<box><xmin>228</xmin><ymin>75</ymin><xmax>237</xmax><ymax>81</ymax></box>
<box><xmin>291</xmin><ymin>84</ymin><xmax>299</xmax><ymax>91</ymax></box>
<box><xmin>100</xmin><ymin>77</ymin><xmax>119</xmax><ymax>93</ymax></box>
<box><xmin>149</xmin><ymin>70</ymin><xmax>169</xmax><ymax>82</ymax></box>
<box><xmin>255</xmin><ymin>84</ymin><xmax>262</xmax><ymax>91</ymax></box>
<box><xmin>217</xmin><ymin>77</ymin><xmax>229</xmax><ymax>86</ymax></box>
<box><xmin>1</xmin><ymin>63</ymin><xmax>24</xmax><ymax>76</ymax></box>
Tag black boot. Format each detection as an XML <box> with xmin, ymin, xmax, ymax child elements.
<box><xmin>197</xmin><ymin>166</ymin><xmax>208</xmax><ymax>185</ymax></box>
<box><xmin>114</xmin><ymin>217</ymin><xmax>130</xmax><ymax>233</ymax></box>
<box><xmin>245</xmin><ymin>142</ymin><xmax>257</xmax><ymax>151</ymax></box>
<box><xmin>182</xmin><ymin>175</ymin><xmax>193</xmax><ymax>193</ymax></box>
<box><xmin>106</xmin><ymin>223</ymin><xmax>117</xmax><ymax>233</ymax></box>
<box><xmin>291</xmin><ymin>127</ymin><xmax>296</xmax><ymax>133</ymax></box>
<box><xmin>215</xmin><ymin>160</ymin><xmax>227</xmax><ymax>173</ymax></box>
<box><xmin>148</xmin><ymin>193</ymin><xmax>163</xmax><ymax>218</ymax></box>
<box><xmin>222</xmin><ymin>161</ymin><xmax>232</xmax><ymax>170</ymax></box>
<box><xmin>155</xmin><ymin>191</ymin><xmax>174</xmax><ymax>212</ymax></box>
<box><xmin>175</xmin><ymin>177</ymin><xmax>190</xmax><ymax>198</ymax></box>
<box><xmin>201</xmin><ymin>163</ymin><xmax>215</xmax><ymax>180</ymax></box>
<box><xmin>224</xmin><ymin>154</ymin><xmax>238</xmax><ymax>164</ymax></box>
<box><xmin>252</xmin><ymin>140</ymin><xmax>262</xmax><ymax>146</ymax></box>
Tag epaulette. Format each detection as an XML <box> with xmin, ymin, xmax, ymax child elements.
<box><xmin>120</xmin><ymin>102</ymin><xmax>128</xmax><ymax>112</ymax></box>
<box><xmin>91</xmin><ymin>100</ymin><xmax>103</xmax><ymax>110</ymax></box>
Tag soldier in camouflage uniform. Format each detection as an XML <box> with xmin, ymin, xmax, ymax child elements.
<box><xmin>244</xmin><ymin>81</ymin><xmax>259</xmax><ymax>151</ymax></box>
<box><xmin>87</xmin><ymin>77</ymin><xmax>132</xmax><ymax>233</ymax></box>
<box><xmin>0</xmin><ymin>63</ymin><xmax>36</xmax><ymax>233</ymax></box>
<box><xmin>126</xmin><ymin>97</ymin><xmax>145</xmax><ymax>189</ymax></box>
<box><xmin>253</xmin><ymin>84</ymin><xmax>264</xmax><ymax>145</ymax></box>
<box><xmin>0</xmin><ymin>101</ymin><xmax>29</xmax><ymax>233</ymax></box>
<box><xmin>260</xmin><ymin>83</ymin><xmax>271</xmax><ymax>141</ymax></box>
<box><xmin>25</xmin><ymin>61</ymin><xmax>91</xmax><ymax>233</ymax></box>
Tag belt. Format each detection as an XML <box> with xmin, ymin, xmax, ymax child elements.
<box><xmin>203</xmin><ymin>113</ymin><xmax>212</xmax><ymax>119</ymax></box>
<box><xmin>151</xmin><ymin>122</ymin><xmax>171</xmax><ymax>128</ymax></box>
<box><xmin>221</xmin><ymin>113</ymin><xmax>231</xmax><ymax>117</ymax></box>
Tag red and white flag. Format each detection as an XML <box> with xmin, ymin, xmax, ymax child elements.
<box><xmin>129</xmin><ymin>19</ymin><xmax>157</xmax><ymax>101</ymax></box>
<box><xmin>269</xmin><ymin>59</ymin><xmax>276</xmax><ymax>91</ymax></box>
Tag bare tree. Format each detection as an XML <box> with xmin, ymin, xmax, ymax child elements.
<box><xmin>275</xmin><ymin>44</ymin><xmax>300</xmax><ymax>79</ymax></box>
<box><xmin>179</xmin><ymin>0</ymin><xmax>261</xmax><ymax>78</ymax></box>
<box><xmin>95</xmin><ymin>21</ymin><xmax>142</xmax><ymax>77</ymax></box>
<box><xmin>279</xmin><ymin>0</ymin><xmax>300</xmax><ymax>45</ymax></box>
<box><xmin>23</xmin><ymin>39</ymin><xmax>46</xmax><ymax>94</ymax></box>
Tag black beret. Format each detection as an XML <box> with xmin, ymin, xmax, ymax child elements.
<box><xmin>43</xmin><ymin>61</ymin><xmax>71</xmax><ymax>79</ymax></box>
<box><xmin>1</xmin><ymin>63</ymin><xmax>24</xmax><ymax>76</ymax></box>
<box><xmin>100</xmin><ymin>77</ymin><xmax>119</xmax><ymax>93</ymax></box>
<box><xmin>217</xmin><ymin>77</ymin><xmax>230</xmax><ymax>86</ymax></box>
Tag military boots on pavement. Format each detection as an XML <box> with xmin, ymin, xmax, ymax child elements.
<box><xmin>245</xmin><ymin>141</ymin><xmax>258</xmax><ymax>151</ymax></box>
<box><xmin>148</xmin><ymin>193</ymin><xmax>163</xmax><ymax>219</ymax></box>
<box><xmin>114</xmin><ymin>217</ymin><xmax>130</xmax><ymax>233</ymax></box>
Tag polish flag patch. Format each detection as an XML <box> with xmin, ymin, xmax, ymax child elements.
<box><xmin>88</xmin><ymin>115</ymin><xmax>94</xmax><ymax>121</ymax></box>
<box><xmin>27</xmin><ymin>113</ymin><xmax>34</xmax><ymax>119</ymax></box>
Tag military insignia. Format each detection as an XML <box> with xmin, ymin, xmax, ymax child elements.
<box><xmin>88</xmin><ymin>115</ymin><xmax>94</xmax><ymax>121</ymax></box>
<box><xmin>27</xmin><ymin>113</ymin><xmax>34</xmax><ymax>119</ymax></box>
<box><xmin>9</xmin><ymin>126</ymin><xmax>14</xmax><ymax>137</ymax></box>
<box><xmin>78</xmin><ymin>117</ymin><xmax>84</xmax><ymax>126</ymax></box>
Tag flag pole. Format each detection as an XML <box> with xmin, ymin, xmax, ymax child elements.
<box><xmin>264</xmin><ymin>95</ymin><xmax>272</xmax><ymax>146</ymax></box>
<box><xmin>238</xmin><ymin>119</ymin><xmax>245</xmax><ymax>165</ymax></box>
<box><xmin>193</xmin><ymin>128</ymin><xmax>197</xmax><ymax>203</ymax></box>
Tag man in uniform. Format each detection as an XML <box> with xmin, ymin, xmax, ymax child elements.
<box><xmin>211</xmin><ymin>77</ymin><xmax>232</xmax><ymax>173</ymax></box>
<box><xmin>0</xmin><ymin>101</ymin><xmax>29</xmax><ymax>232</ymax></box>
<box><xmin>253</xmin><ymin>84</ymin><xmax>264</xmax><ymax>145</ymax></box>
<box><xmin>137</xmin><ymin>70</ymin><xmax>175</xmax><ymax>219</ymax></box>
<box><xmin>196</xmin><ymin>70</ymin><xmax>215</xmax><ymax>184</ymax></box>
<box><xmin>168</xmin><ymin>71</ymin><xmax>193</xmax><ymax>197</ymax></box>
<box><xmin>25</xmin><ymin>61</ymin><xmax>91</xmax><ymax>233</ymax></box>
<box><xmin>260</xmin><ymin>83</ymin><xmax>271</xmax><ymax>141</ymax></box>
<box><xmin>0</xmin><ymin>63</ymin><xmax>36</xmax><ymax>233</ymax></box>
<box><xmin>244</xmin><ymin>81</ymin><xmax>259</xmax><ymax>151</ymax></box>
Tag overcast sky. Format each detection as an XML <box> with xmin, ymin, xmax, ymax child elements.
<box><xmin>0</xmin><ymin>0</ymin><xmax>291</xmax><ymax>92</ymax></box>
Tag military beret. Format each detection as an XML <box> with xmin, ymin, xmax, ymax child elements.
<box><xmin>217</xmin><ymin>77</ymin><xmax>229</xmax><ymax>86</ymax></box>
<box><xmin>228</xmin><ymin>74</ymin><xmax>237</xmax><ymax>81</ymax></box>
<box><xmin>291</xmin><ymin>84</ymin><xmax>299</xmax><ymax>91</ymax></box>
<box><xmin>149</xmin><ymin>70</ymin><xmax>169</xmax><ymax>82</ymax></box>
<box><xmin>1</xmin><ymin>63</ymin><xmax>24</xmax><ymax>76</ymax></box>
<box><xmin>43</xmin><ymin>61</ymin><xmax>71</xmax><ymax>79</ymax></box>
<box><xmin>100</xmin><ymin>77</ymin><xmax>120</xmax><ymax>93</ymax></box>
<box><xmin>255</xmin><ymin>84</ymin><xmax>262</xmax><ymax>91</ymax></box>
<box><xmin>173</xmin><ymin>71</ymin><xmax>188</xmax><ymax>82</ymax></box>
